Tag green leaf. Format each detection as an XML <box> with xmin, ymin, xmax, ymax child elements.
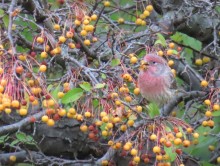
<box><xmin>10</xmin><ymin>139</ymin><xmax>20</xmax><ymax>146</ymax></box>
<box><xmin>212</xmin><ymin>111</ymin><xmax>220</xmax><ymax>117</ymax></box>
<box><xmin>16</xmin><ymin>132</ymin><xmax>26</xmax><ymax>142</ymax></box>
<box><xmin>147</xmin><ymin>102</ymin><xmax>160</xmax><ymax>118</ymax></box>
<box><xmin>201</xmin><ymin>161</ymin><xmax>216</xmax><ymax>166</ymax></box>
<box><xmin>154</xmin><ymin>33</ymin><xmax>167</xmax><ymax>47</ymax></box>
<box><xmin>111</xmin><ymin>59</ymin><xmax>120</xmax><ymax>67</ymax></box>
<box><xmin>100</xmin><ymin>123</ymin><xmax>107</xmax><ymax>131</ymax></box>
<box><xmin>0</xmin><ymin>9</ymin><xmax>4</xmax><ymax>17</ymax></box>
<box><xmin>3</xmin><ymin>15</ymin><xmax>9</xmax><ymax>28</ymax></box>
<box><xmin>215</xmin><ymin>6</ymin><xmax>220</xmax><ymax>13</ymax></box>
<box><xmin>171</xmin><ymin>32</ymin><xmax>202</xmax><ymax>51</ymax></box>
<box><xmin>94</xmin><ymin>83</ymin><xmax>106</xmax><ymax>89</ymax></box>
<box><xmin>50</xmin><ymin>85</ymin><xmax>61</xmax><ymax>99</ymax></box>
<box><xmin>79</xmin><ymin>82</ymin><xmax>92</xmax><ymax>92</ymax></box>
<box><xmin>0</xmin><ymin>135</ymin><xmax>9</xmax><ymax>144</ymax></box>
<box><xmin>164</xmin><ymin>146</ymin><xmax>176</xmax><ymax>162</ymax></box>
<box><xmin>61</xmin><ymin>88</ymin><xmax>83</xmax><ymax>104</ymax></box>
<box><xmin>101</xmin><ymin>73</ymin><xmax>106</xmax><ymax>79</ymax></box>
<box><xmin>181</xmin><ymin>48</ymin><xmax>194</xmax><ymax>65</ymax></box>
<box><xmin>92</xmin><ymin>99</ymin><xmax>99</xmax><ymax>108</ymax></box>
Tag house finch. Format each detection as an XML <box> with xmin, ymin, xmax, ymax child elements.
<box><xmin>138</xmin><ymin>54</ymin><xmax>174</xmax><ymax>106</ymax></box>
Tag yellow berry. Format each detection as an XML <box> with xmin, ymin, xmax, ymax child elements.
<box><xmin>53</xmin><ymin>24</ymin><xmax>60</xmax><ymax>31</ymax></box>
<box><xmin>146</xmin><ymin>5</ymin><xmax>154</xmax><ymax>12</ymax></box>
<box><xmin>19</xmin><ymin>108</ymin><xmax>28</xmax><ymax>116</ymax></box>
<box><xmin>91</xmin><ymin>14</ymin><xmax>97</xmax><ymax>21</ymax></box>
<box><xmin>213</xmin><ymin>104</ymin><xmax>220</xmax><ymax>111</ymax></box>
<box><xmin>200</xmin><ymin>80</ymin><xmax>208</xmax><ymax>87</ymax></box>
<box><xmin>168</xmin><ymin>42</ymin><xmax>175</xmax><ymax>49</ymax></box>
<box><xmin>204</xmin><ymin>99</ymin><xmax>211</xmax><ymax>106</ymax></box>
<box><xmin>104</xmin><ymin>1</ymin><xmax>110</xmax><ymax>7</ymax></box>
<box><xmin>168</xmin><ymin>60</ymin><xmax>174</xmax><ymax>67</ymax></box>
<box><xmin>195</xmin><ymin>59</ymin><xmax>203</xmax><ymax>66</ymax></box>
<box><xmin>143</xmin><ymin>10</ymin><xmax>150</xmax><ymax>17</ymax></box>
<box><xmin>84</xmin><ymin>39</ymin><xmax>91</xmax><ymax>46</ymax></box>
<box><xmin>133</xmin><ymin>88</ymin><xmax>140</xmax><ymax>95</ymax></box>
<box><xmin>9</xmin><ymin>155</ymin><xmax>16</xmax><ymax>162</ymax></box>
<box><xmin>130</xmin><ymin>56</ymin><xmax>138</xmax><ymax>64</ymax></box>
<box><xmin>47</xmin><ymin>119</ymin><xmax>55</xmax><ymax>126</ymax></box>
<box><xmin>41</xmin><ymin>115</ymin><xmax>49</xmax><ymax>122</ymax></box>
<box><xmin>39</xmin><ymin>65</ymin><xmax>47</xmax><ymax>72</ymax></box>
<box><xmin>202</xmin><ymin>56</ymin><xmax>211</xmax><ymax>63</ymax></box>
<box><xmin>80</xmin><ymin>125</ymin><xmax>88</xmax><ymax>132</ymax></box>
<box><xmin>135</xmin><ymin>18</ymin><xmax>142</xmax><ymax>25</ymax></box>
<box><xmin>58</xmin><ymin>36</ymin><xmax>66</xmax><ymax>43</ymax></box>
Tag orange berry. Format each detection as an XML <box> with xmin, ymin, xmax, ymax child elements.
<box><xmin>130</xmin><ymin>56</ymin><xmax>138</xmax><ymax>64</ymax></box>
<box><xmin>166</xmin><ymin>49</ymin><xmax>173</xmax><ymax>56</ymax></box>
<box><xmin>205</xmin><ymin>110</ymin><xmax>212</xmax><ymax>117</ymax></box>
<box><xmin>158</xmin><ymin>50</ymin><xmax>163</xmax><ymax>56</ymax></box>
<box><xmin>200</xmin><ymin>80</ymin><xmax>208</xmax><ymax>87</ymax></box>
<box><xmin>133</xmin><ymin>88</ymin><xmax>140</xmax><ymax>95</ymax></box>
<box><xmin>53</xmin><ymin>24</ymin><xmax>60</xmax><ymax>31</ymax></box>
<box><xmin>127</xmin><ymin>119</ymin><xmax>134</xmax><ymax>127</ymax></box>
<box><xmin>168</xmin><ymin>42</ymin><xmax>175</xmax><ymax>49</ymax></box>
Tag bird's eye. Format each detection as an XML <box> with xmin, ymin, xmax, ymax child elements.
<box><xmin>152</xmin><ymin>61</ymin><xmax>157</xmax><ymax>64</ymax></box>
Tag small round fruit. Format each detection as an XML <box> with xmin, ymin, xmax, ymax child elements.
<box><xmin>58</xmin><ymin>36</ymin><xmax>66</xmax><ymax>43</ymax></box>
<box><xmin>183</xmin><ymin>140</ymin><xmax>190</xmax><ymax>147</ymax></box>
<box><xmin>80</xmin><ymin>125</ymin><xmax>88</xmax><ymax>132</ymax></box>
<box><xmin>204</xmin><ymin>99</ymin><xmax>211</xmax><ymax>106</ymax></box>
<box><xmin>217</xmin><ymin>156</ymin><xmax>220</xmax><ymax>164</ymax></box>
<box><xmin>176</xmin><ymin>132</ymin><xmax>183</xmax><ymax>138</ymax></box>
<box><xmin>41</xmin><ymin>115</ymin><xmax>49</xmax><ymax>122</ymax></box>
<box><xmin>91</xmin><ymin>14</ymin><xmax>97</xmax><ymax>21</ymax></box>
<box><xmin>39</xmin><ymin>65</ymin><xmax>47</xmax><ymax>72</ymax></box>
<box><xmin>143</xmin><ymin>10</ymin><xmax>150</xmax><ymax>17</ymax></box>
<box><xmin>202</xmin><ymin>120</ymin><xmax>208</xmax><ymax>127</ymax></box>
<box><xmin>130</xmin><ymin>56</ymin><xmax>138</xmax><ymax>64</ymax></box>
<box><xmin>195</xmin><ymin>59</ymin><xmax>203</xmax><ymax>66</ymax></box>
<box><xmin>202</xmin><ymin>56</ymin><xmax>210</xmax><ymax>63</ymax></box>
<box><xmin>130</xmin><ymin>148</ymin><xmax>138</xmax><ymax>156</ymax></box>
<box><xmin>146</xmin><ymin>5</ymin><xmax>153</xmax><ymax>12</ymax></box>
<box><xmin>80</xmin><ymin>30</ymin><xmax>88</xmax><ymax>36</ymax></box>
<box><xmin>158</xmin><ymin>50</ymin><xmax>164</xmax><ymax>56</ymax></box>
<box><xmin>135</xmin><ymin>18</ymin><xmax>142</xmax><ymax>25</ymax></box>
<box><xmin>205</xmin><ymin>110</ymin><xmax>212</xmax><ymax>117</ymax></box>
<box><xmin>11</xmin><ymin>100</ymin><xmax>19</xmax><ymax>108</ymax></box>
<box><xmin>84</xmin><ymin>111</ymin><xmax>91</xmax><ymax>118</ymax></box>
<box><xmin>53</xmin><ymin>24</ymin><xmax>60</xmax><ymax>31</ymax></box>
<box><xmin>36</xmin><ymin>36</ymin><xmax>44</xmax><ymax>44</ymax></box>
<box><xmin>40</xmin><ymin>51</ymin><xmax>48</xmax><ymax>58</ymax></box>
<box><xmin>9</xmin><ymin>155</ymin><xmax>16</xmax><ymax>162</ymax></box>
<box><xmin>66</xmin><ymin>31</ymin><xmax>74</xmax><ymax>38</ymax></box>
<box><xmin>168</xmin><ymin>42</ymin><xmax>175</xmax><ymax>49</ymax></box>
<box><xmin>103</xmin><ymin>1</ymin><xmax>110</xmax><ymax>7</ymax></box>
<box><xmin>102</xmin><ymin>130</ymin><xmax>108</xmax><ymax>137</ymax></box>
<box><xmin>74</xmin><ymin>19</ymin><xmax>81</xmax><ymax>26</ymax></box>
<box><xmin>200</xmin><ymin>80</ymin><xmax>208</xmax><ymax>87</ymax></box>
<box><xmin>150</xmin><ymin>134</ymin><xmax>157</xmax><ymax>141</ymax></box>
<box><xmin>213</xmin><ymin>104</ymin><xmax>220</xmax><ymax>111</ymax></box>
<box><xmin>133</xmin><ymin>88</ymin><xmax>140</xmax><ymax>95</ymax></box>
<box><xmin>133</xmin><ymin>156</ymin><xmax>140</xmax><ymax>163</ymax></box>
<box><xmin>16</xmin><ymin>66</ymin><xmax>24</xmax><ymax>74</ymax></box>
<box><xmin>153</xmin><ymin>146</ymin><xmax>160</xmax><ymax>153</ymax></box>
<box><xmin>127</xmin><ymin>119</ymin><xmax>134</xmax><ymax>127</ymax></box>
<box><xmin>193</xmin><ymin>132</ymin><xmax>199</xmax><ymax>138</ymax></box>
<box><xmin>168</xmin><ymin>60</ymin><xmax>174</xmax><ymax>67</ymax></box>
<box><xmin>84</xmin><ymin>39</ymin><xmax>91</xmax><ymax>46</ymax></box>
<box><xmin>68</xmin><ymin>43</ymin><xmax>76</xmax><ymax>49</ymax></box>
<box><xmin>118</xmin><ymin>18</ymin><xmax>124</xmax><ymax>24</ymax></box>
<box><xmin>166</xmin><ymin>49</ymin><xmax>173</xmax><ymax>56</ymax></box>
<box><xmin>47</xmin><ymin>119</ymin><xmax>55</xmax><ymax>126</ymax></box>
<box><xmin>58</xmin><ymin>91</ymin><xmax>64</xmax><ymax>98</ymax></box>
<box><xmin>19</xmin><ymin>108</ymin><xmax>28</xmax><ymax>116</ymax></box>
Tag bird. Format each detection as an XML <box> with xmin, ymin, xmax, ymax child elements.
<box><xmin>137</xmin><ymin>54</ymin><xmax>174</xmax><ymax>106</ymax></box>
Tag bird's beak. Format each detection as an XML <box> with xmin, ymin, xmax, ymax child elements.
<box><xmin>139</xmin><ymin>61</ymin><xmax>148</xmax><ymax>71</ymax></box>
